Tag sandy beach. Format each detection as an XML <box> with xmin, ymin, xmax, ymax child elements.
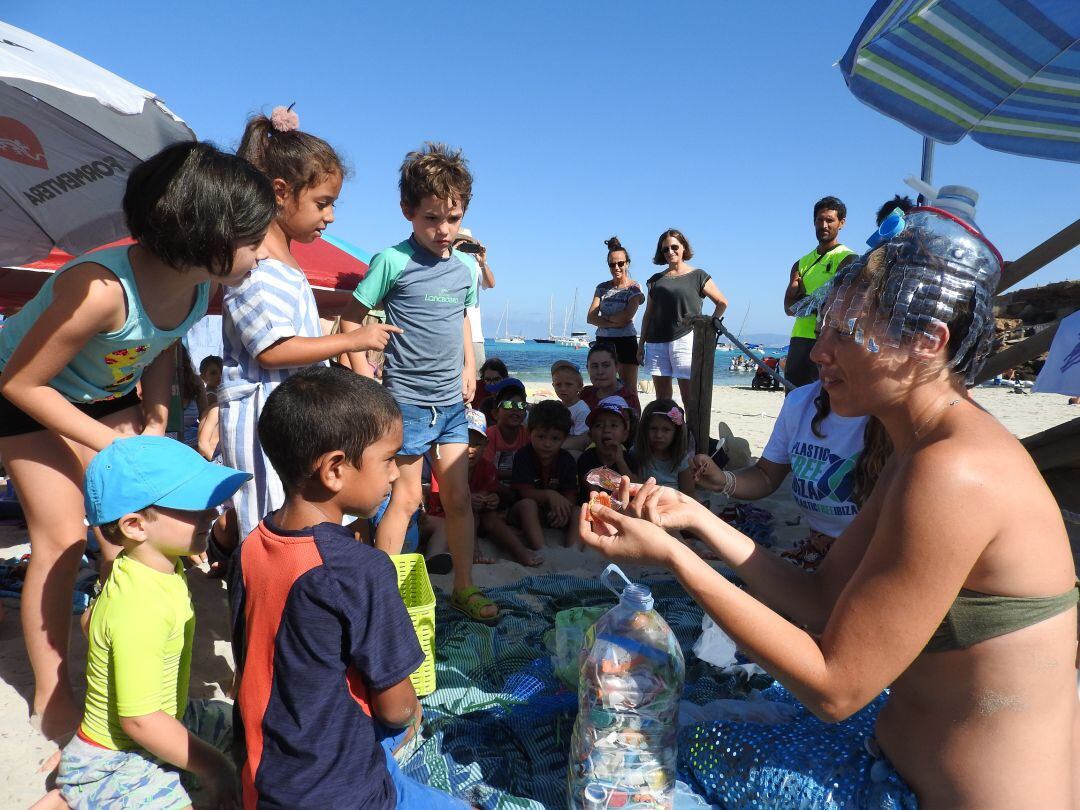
<box><xmin>0</xmin><ymin>385</ymin><xmax>1075</xmax><ymax>807</ymax></box>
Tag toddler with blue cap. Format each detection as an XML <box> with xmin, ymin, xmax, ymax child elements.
<box><xmin>53</xmin><ymin>436</ymin><xmax>249</xmax><ymax>810</ymax></box>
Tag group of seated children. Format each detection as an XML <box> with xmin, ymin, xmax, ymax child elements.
<box><xmin>47</xmin><ymin>366</ymin><xmax>468</xmax><ymax>809</ymax></box>
<box><xmin>430</xmin><ymin>343</ymin><xmax>700</xmax><ymax>568</ymax></box>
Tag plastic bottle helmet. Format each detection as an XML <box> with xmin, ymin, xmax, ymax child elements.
<box><xmin>799</xmin><ymin>206</ymin><xmax>1002</xmax><ymax>384</ymax></box>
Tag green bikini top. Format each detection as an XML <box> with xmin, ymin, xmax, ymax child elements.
<box><xmin>924</xmin><ymin>583</ymin><xmax>1079</xmax><ymax>654</ymax></box>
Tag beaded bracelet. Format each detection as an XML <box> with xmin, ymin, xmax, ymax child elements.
<box><xmin>721</xmin><ymin>470</ymin><xmax>737</xmax><ymax>497</ymax></box>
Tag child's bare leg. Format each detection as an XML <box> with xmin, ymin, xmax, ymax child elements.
<box><xmin>508</xmin><ymin>499</ymin><xmax>545</xmax><ymax>550</ymax></box>
<box><xmin>429</xmin><ymin>445</ymin><xmax>496</xmax><ymax>620</ymax></box>
<box><xmin>479</xmin><ymin>510</ymin><xmax>541</xmax><ymax>566</ymax></box>
<box><xmin>374</xmin><ymin>456</ymin><xmax>423</xmax><ymax>555</ymax></box>
<box><xmin>565</xmin><ymin>516</ymin><xmax>584</xmax><ymax>549</ymax></box>
<box><xmin>423</xmin><ymin>514</ymin><xmax>448</xmax><ymax>556</ymax></box>
<box><xmin>29</xmin><ymin>789</ymin><xmax>70</xmax><ymax>809</ymax></box>
<box><xmin>0</xmin><ymin>431</ymin><xmax>89</xmax><ymax>741</ymax></box>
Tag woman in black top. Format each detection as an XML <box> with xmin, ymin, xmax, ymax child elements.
<box><xmin>638</xmin><ymin>229</ymin><xmax>727</xmax><ymax>403</ymax></box>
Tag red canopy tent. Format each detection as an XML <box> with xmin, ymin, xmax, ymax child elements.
<box><xmin>0</xmin><ymin>237</ymin><xmax>368</xmax><ymax>316</ymax></box>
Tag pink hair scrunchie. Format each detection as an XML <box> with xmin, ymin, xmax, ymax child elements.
<box><xmin>664</xmin><ymin>406</ymin><xmax>684</xmax><ymax>426</ymax></box>
<box><xmin>270</xmin><ymin>104</ymin><xmax>300</xmax><ymax>133</ymax></box>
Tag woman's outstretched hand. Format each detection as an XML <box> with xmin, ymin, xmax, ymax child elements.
<box><xmin>578</xmin><ymin>502</ymin><xmax>680</xmax><ymax>568</ymax></box>
<box><xmin>618</xmin><ymin>476</ymin><xmax>707</xmax><ymax>532</ymax></box>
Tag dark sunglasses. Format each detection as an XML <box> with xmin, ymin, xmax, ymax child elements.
<box><xmin>482</xmin><ymin>375</ymin><xmax>503</xmax><ymax>384</ymax></box>
<box><xmin>607</xmin><ymin>260</ymin><xmax>627</xmax><ymax>269</ymax></box>
<box><xmin>497</xmin><ymin>400</ymin><xmax>528</xmax><ymax>411</ymax></box>
<box><xmin>662</xmin><ymin>244</ymin><xmax>681</xmax><ymax>253</ymax></box>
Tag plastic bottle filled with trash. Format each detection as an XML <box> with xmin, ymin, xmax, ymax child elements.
<box><xmin>568</xmin><ymin>565</ymin><xmax>685</xmax><ymax>809</ymax></box>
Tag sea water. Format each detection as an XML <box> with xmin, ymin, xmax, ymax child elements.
<box><xmin>482</xmin><ymin>340</ymin><xmax>786</xmax><ymax>389</ymax></box>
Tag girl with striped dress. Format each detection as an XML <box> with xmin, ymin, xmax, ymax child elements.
<box><xmin>220</xmin><ymin>107</ymin><xmax>397</xmax><ymax>540</ymax></box>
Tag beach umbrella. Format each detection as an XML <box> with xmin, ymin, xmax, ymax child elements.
<box><xmin>290</xmin><ymin>234</ymin><xmax>371</xmax><ymax>316</ymax></box>
<box><xmin>0</xmin><ymin>20</ymin><xmax>194</xmax><ymax>267</ymax></box>
<box><xmin>1</xmin><ymin>236</ymin><xmax>370</xmax><ymax>315</ymax></box>
<box><xmin>839</xmin><ymin>1</ymin><xmax>1080</xmax><ymax>181</ymax></box>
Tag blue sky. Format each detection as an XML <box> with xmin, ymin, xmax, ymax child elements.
<box><xmin>10</xmin><ymin>2</ymin><xmax>1078</xmax><ymax>340</ymax></box>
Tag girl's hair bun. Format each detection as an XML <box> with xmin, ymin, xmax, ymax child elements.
<box><xmin>604</xmin><ymin>236</ymin><xmax>623</xmax><ymax>250</ymax></box>
<box><xmin>270</xmin><ymin>104</ymin><xmax>300</xmax><ymax>133</ymax></box>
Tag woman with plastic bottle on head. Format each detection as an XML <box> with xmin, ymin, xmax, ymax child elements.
<box><xmin>580</xmin><ymin>200</ymin><xmax>1078</xmax><ymax>809</ymax></box>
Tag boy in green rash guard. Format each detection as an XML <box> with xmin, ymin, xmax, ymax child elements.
<box><xmin>49</xmin><ymin>436</ymin><xmax>250</xmax><ymax>809</ymax></box>
<box><xmin>339</xmin><ymin>143</ymin><xmax>498</xmax><ymax>624</ymax></box>
<box><xmin>783</xmin><ymin>196</ymin><xmax>856</xmax><ymax>390</ymax></box>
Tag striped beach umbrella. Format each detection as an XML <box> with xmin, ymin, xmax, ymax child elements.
<box><xmin>839</xmin><ymin>0</ymin><xmax>1080</xmax><ymax>168</ymax></box>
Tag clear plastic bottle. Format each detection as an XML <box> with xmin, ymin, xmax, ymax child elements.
<box><xmin>568</xmin><ymin>565</ymin><xmax>686</xmax><ymax>809</ymax></box>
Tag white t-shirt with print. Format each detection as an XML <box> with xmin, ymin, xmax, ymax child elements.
<box><xmin>761</xmin><ymin>382</ymin><xmax>867</xmax><ymax>537</ymax></box>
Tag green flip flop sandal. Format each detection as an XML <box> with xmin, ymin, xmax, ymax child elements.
<box><xmin>450</xmin><ymin>585</ymin><xmax>499</xmax><ymax>625</ymax></box>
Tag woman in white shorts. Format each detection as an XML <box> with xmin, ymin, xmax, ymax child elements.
<box><xmin>638</xmin><ymin>228</ymin><xmax>727</xmax><ymax>403</ymax></box>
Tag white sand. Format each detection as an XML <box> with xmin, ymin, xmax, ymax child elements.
<box><xmin>0</xmin><ymin>385</ymin><xmax>1075</xmax><ymax>806</ymax></box>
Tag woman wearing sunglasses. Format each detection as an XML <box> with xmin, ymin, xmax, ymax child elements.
<box><xmin>639</xmin><ymin>229</ymin><xmax>727</xmax><ymax>404</ymax></box>
<box><xmin>587</xmin><ymin>236</ymin><xmax>646</xmax><ymax>392</ymax></box>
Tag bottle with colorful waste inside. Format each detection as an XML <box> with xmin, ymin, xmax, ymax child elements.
<box><xmin>568</xmin><ymin>565</ymin><xmax>685</xmax><ymax>809</ymax></box>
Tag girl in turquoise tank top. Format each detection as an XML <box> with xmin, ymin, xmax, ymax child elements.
<box><xmin>0</xmin><ymin>141</ymin><xmax>275</xmax><ymax>744</ymax></box>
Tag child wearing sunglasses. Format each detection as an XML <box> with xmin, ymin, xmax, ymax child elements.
<box><xmin>482</xmin><ymin>377</ymin><xmax>530</xmax><ymax>482</ymax></box>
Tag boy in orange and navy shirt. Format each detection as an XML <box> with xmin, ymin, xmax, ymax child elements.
<box><xmin>230</xmin><ymin>366</ymin><xmax>466</xmax><ymax>809</ymax></box>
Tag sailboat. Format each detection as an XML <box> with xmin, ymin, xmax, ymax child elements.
<box><xmin>493</xmin><ymin>302</ymin><xmax>525</xmax><ymax>344</ymax></box>
<box><xmin>554</xmin><ymin>289</ymin><xmax>589</xmax><ymax>349</ymax></box>
<box><xmin>533</xmin><ymin>296</ymin><xmax>557</xmax><ymax>343</ymax></box>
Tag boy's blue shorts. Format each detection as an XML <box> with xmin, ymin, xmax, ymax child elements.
<box><xmin>380</xmin><ymin>725</ymin><xmax>469</xmax><ymax>809</ymax></box>
<box><xmin>399</xmin><ymin>402</ymin><xmax>468</xmax><ymax>457</ymax></box>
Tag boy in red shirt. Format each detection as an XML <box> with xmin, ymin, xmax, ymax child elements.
<box><xmin>427</xmin><ymin>408</ymin><xmax>539</xmax><ymax>568</ymax></box>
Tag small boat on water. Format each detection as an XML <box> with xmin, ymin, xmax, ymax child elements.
<box><xmin>494</xmin><ymin>302</ymin><xmax>526</xmax><ymax>344</ymax></box>
<box><xmin>534</xmin><ymin>296</ymin><xmax>557</xmax><ymax>343</ymax></box>
<box><xmin>729</xmin><ymin>355</ymin><xmax>753</xmax><ymax>372</ymax></box>
<box><xmin>556</xmin><ymin>331</ymin><xmax>589</xmax><ymax>349</ymax></box>
<box><xmin>552</xmin><ymin>290</ymin><xmax>590</xmax><ymax>348</ymax></box>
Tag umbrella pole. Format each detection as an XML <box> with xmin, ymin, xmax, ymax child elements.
<box><xmin>919</xmin><ymin>137</ymin><xmax>935</xmax><ymax>202</ymax></box>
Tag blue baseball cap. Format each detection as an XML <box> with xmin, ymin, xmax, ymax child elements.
<box><xmin>486</xmin><ymin>376</ymin><xmax>527</xmax><ymax>397</ymax></box>
<box><xmin>84</xmin><ymin>436</ymin><xmax>251</xmax><ymax>526</ymax></box>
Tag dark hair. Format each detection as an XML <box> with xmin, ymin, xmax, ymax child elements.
<box><xmin>874</xmin><ymin>195</ymin><xmax>914</xmax><ymax>226</ymax></box>
<box><xmin>587</xmin><ymin>342</ymin><xmax>619</xmax><ymax>365</ymax></box>
<box><xmin>527</xmin><ymin>399</ymin><xmax>572</xmax><ymax>435</ymax></box>
<box><xmin>479</xmin><ymin>358</ymin><xmax>508</xmax><ymax>378</ymax></box>
<box><xmin>124</xmin><ymin>141</ymin><xmax>276</xmax><ymax>276</ymax></box>
<box><xmin>237</xmin><ymin>113</ymin><xmax>346</xmax><ymax>197</ymax></box>
<box><xmin>813</xmin><ymin>196</ymin><xmax>847</xmax><ymax>221</ymax></box>
<box><xmin>853</xmin><ymin>417</ymin><xmax>892</xmax><ymax>507</ymax></box>
<box><xmin>199</xmin><ymin>355</ymin><xmax>223</xmax><ymax>374</ymax></box>
<box><xmin>605</xmin><ymin>235</ymin><xmax>631</xmax><ymax>264</ymax></box>
<box><xmin>399</xmin><ymin>142</ymin><xmax>473</xmax><ymax>211</ymax></box>
<box><xmin>652</xmin><ymin>229</ymin><xmax>693</xmax><ymax>265</ymax></box>
<box><xmin>809</xmin><ymin>387</ymin><xmax>891</xmax><ymax>507</ymax></box>
<box><xmin>176</xmin><ymin>345</ymin><xmax>202</xmax><ymax>404</ymax></box>
<box><xmin>259</xmin><ymin>366</ymin><xmax>400</xmax><ymax>493</ymax></box>
<box><xmin>635</xmin><ymin>398</ymin><xmax>688</xmax><ymax>469</ymax></box>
